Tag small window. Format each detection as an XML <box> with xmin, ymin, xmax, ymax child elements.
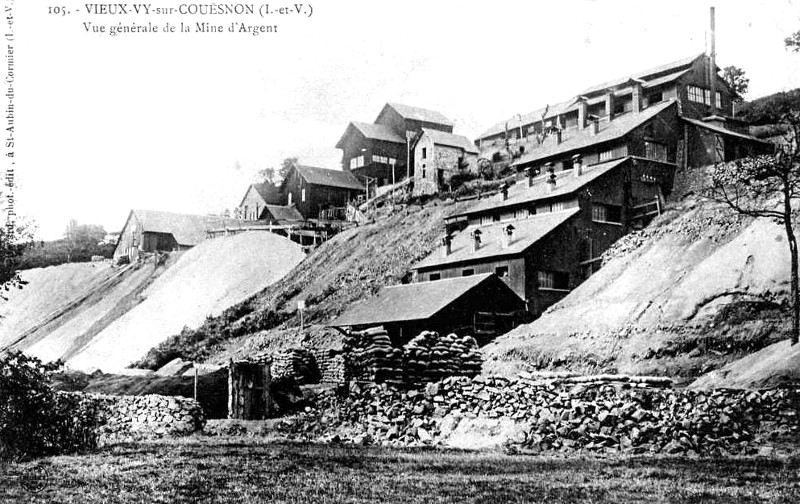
<box><xmin>288</xmin><ymin>192</ymin><xmax>293</xmax><ymax>206</ymax></box>
<box><xmin>592</xmin><ymin>203</ymin><xmax>622</xmax><ymax>223</ymax></box>
<box><xmin>644</xmin><ymin>141</ymin><xmax>668</xmax><ymax>162</ymax></box>
<box><xmin>422</xmin><ymin>147</ymin><xmax>427</xmax><ymax>159</ymax></box>
<box><xmin>462</xmin><ymin>269</ymin><xmax>474</xmax><ymax>277</ymax></box>
<box><xmin>688</xmin><ymin>85</ymin><xmax>705</xmax><ymax>104</ymax></box>
<box><xmin>422</xmin><ymin>164</ymin><xmax>426</xmax><ymax>179</ymax></box>
<box><xmin>492</xmin><ymin>215</ymin><xmax>500</xmax><ymax>222</ymax></box>
<box><xmin>301</xmin><ymin>189</ymin><xmax>306</xmax><ymax>202</ymax></box>
<box><xmin>495</xmin><ymin>266</ymin><xmax>509</xmax><ymax>278</ymax></box>
<box><xmin>429</xmin><ymin>273</ymin><xmax>441</xmax><ymax>281</ymax></box>
<box><xmin>562</xmin><ymin>158</ymin><xmax>573</xmax><ymax>171</ymax></box>
<box><xmin>538</xmin><ymin>271</ymin><xmax>569</xmax><ymax>290</ymax></box>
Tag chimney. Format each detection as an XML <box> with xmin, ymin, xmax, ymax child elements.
<box><xmin>709</xmin><ymin>6</ymin><xmax>717</xmax><ymax>117</ymax></box>
<box><xmin>605</xmin><ymin>88</ymin><xmax>616</xmax><ymax>121</ymax></box>
<box><xmin>573</xmin><ymin>154</ymin><xmax>583</xmax><ymax>177</ymax></box>
<box><xmin>501</xmin><ymin>183</ymin><xmax>509</xmax><ymax>201</ymax></box>
<box><xmin>546</xmin><ymin>162</ymin><xmax>556</xmax><ymax>191</ymax></box>
<box><xmin>501</xmin><ymin>224</ymin><xmax>515</xmax><ymax>249</ymax></box>
<box><xmin>577</xmin><ymin>96</ymin><xmax>588</xmax><ymax>129</ymax></box>
<box><xmin>442</xmin><ymin>235</ymin><xmax>452</xmax><ymax>257</ymax></box>
<box><xmin>524</xmin><ymin>167</ymin><xmax>535</xmax><ymax>187</ymax></box>
<box><xmin>555</xmin><ymin>129</ymin><xmax>562</xmax><ymax>145</ymax></box>
<box><xmin>632</xmin><ymin>79</ymin><xmax>643</xmax><ymax>113</ymax></box>
<box><xmin>589</xmin><ymin>116</ymin><xmax>599</xmax><ymax>136</ymax></box>
<box><xmin>471</xmin><ymin>229</ymin><xmax>482</xmax><ymax>252</ymax></box>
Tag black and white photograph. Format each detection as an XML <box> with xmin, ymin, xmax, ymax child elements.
<box><xmin>1</xmin><ymin>0</ymin><xmax>799</xmax><ymax>501</ymax></box>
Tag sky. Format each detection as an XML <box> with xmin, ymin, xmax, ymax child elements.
<box><xmin>8</xmin><ymin>0</ymin><xmax>800</xmax><ymax>239</ymax></box>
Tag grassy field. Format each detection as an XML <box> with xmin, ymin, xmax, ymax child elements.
<box><xmin>1</xmin><ymin>439</ymin><xmax>799</xmax><ymax>503</ymax></box>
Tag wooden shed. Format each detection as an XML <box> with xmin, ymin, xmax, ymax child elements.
<box><xmin>329</xmin><ymin>273</ymin><xmax>526</xmax><ymax>345</ymax></box>
<box><xmin>228</xmin><ymin>358</ymin><xmax>273</xmax><ymax>420</ymax></box>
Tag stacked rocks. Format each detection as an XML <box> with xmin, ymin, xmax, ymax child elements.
<box><xmin>61</xmin><ymin>392</ymin><xmax>206</xmax><ymax>445</ymax></box>
<box><xmin>277</xmin><ymin>375</ymin><xmax>800</xmax><ymax>455</ymax></box>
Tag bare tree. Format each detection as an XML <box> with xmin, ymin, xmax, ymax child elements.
<box><xmin>705</xmin><ymin>112</ymin><xmax>800</xmax><ymax>344</ymax></box>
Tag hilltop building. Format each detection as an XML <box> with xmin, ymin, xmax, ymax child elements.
<box><xmin>336</xmin><ymin>103</ymin><xmax>475</xmax><ymax>196</ymax></box>
<box><xmin>412</xmin><ymin>128</ymin><xmax>480</xmax><ymax>196</ymax></box>
<box><xmin>279</xmin><ymin>164</ymin><xmax>364</xmax><ymax>220</ymax></box>
<box><xmin>113</xmin><ymin>209</ymin><xmax>241</xmax><ymax>262</ymax></box>
<box><xmin>238</xmin><ymin>182</ymin><xmax>283</xmax><ymax>221</ymax></box>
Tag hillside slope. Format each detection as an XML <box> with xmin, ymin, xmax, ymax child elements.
<box><xmin>136</xmin><ymin>200</ymin><xmax>478</xmax><ymax>369</ymax></box>
<box><xmin>67</xmin><ymin>232</ymin><xmax>304</xmax><ymax>371</ymax></box>
<box><xmin>482</xmin><ymin>197</ymin><xmax>794</xmax><ymax>384</ymax></box>
<box><xmin>1</xmin><ymin>232</ymin><xmax>303</xmax><ymax>372</ymax></box>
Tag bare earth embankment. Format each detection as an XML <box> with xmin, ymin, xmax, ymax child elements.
<box><xmin>0</xmin><ymin>232</ymin><xmax>304</xmax><ymax>372</ymax></box>
<box><xmin>482</xmin><ymin>197</ymin><xmax>797</xmax><ymax>386</ymax></box>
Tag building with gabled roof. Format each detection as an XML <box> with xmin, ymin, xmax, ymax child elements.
<box><xmin>413</xmin><ymin>128</ymin><xmax>481</xmax><ymax>195</ymax></box>
<box><xmin>279</xmin><ymin>164</ymin><xmax>364</xmax><ymax>220</ymax></box>
<box><xmin>113</xmin><ymin>209</ymin><xmax>242</xmax><ymax>262</ymax></box>
<box><xmin>335</xmin><ymin>103</ymin><xmax>459</xmax><ymax>195</ymax></box>
<box><xmin>239</xmin><ymin>181</ymin><xmax>282</xmax><ymax>221</ymax></box>
<box><xmin>329</xmin><ymin>273</ymin><xmax>525</xmax><ymax>344</ymax></box>
<box><xmin>476</xmin><ymin>53</ymin><xmax>770</xmax><ymax>172</ymax></box>
<box><xmin>413</xmin><ymin>153</ymin><xmax>673</xmax><ymax>316</ymax></box>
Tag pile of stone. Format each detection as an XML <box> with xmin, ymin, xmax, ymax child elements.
<box><xmin>278</xmin><ymin>375</ymin><xmax>799</xmax><ymax>455</ymax></box>
<box><xmin>66</xmin><ymin>392</ymin><xmax>206</xmax><ymax>445</ymax></box>
<box><xmin>312</xmin><ymin>347</ymin><xmax>346</xmax><ymax>384</ymax></box>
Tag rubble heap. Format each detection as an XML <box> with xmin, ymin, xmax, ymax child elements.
<box><xmin>278</xmin><ymin>375</ymin><xmax>799</xmax><ymax>455</ymax></box>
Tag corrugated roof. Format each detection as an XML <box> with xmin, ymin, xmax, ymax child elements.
<box><xmin>414</xmin><ymin>208</ymin><xmax>580</xmax><ymax>270</ymax></box>
<box><xmin>383</xmin><ymin>103</ymin><xmax>454</xmax><ymax>127</ymax></box>
<box><xmin>510</xmin><ymin>100</ymin><xmax>677</xmax><ymax>167</ymax></box>
<box><xmin>457</xmin><ymin>157</ymin><xmax>628</xmax><ymax>218</ymax></box>
<box><xmin>263</xmin><ymin>205</ymin><xmax>304</xmax><ymax>222</ymax></box>
<box><xmin>330</xmin><ymin>273</ymin><xmax>497</xmax><ymax>326</ymax></box>
<box><xmin>422</xmin><ymin>128</ymin><xmax>479</xmax><ymax>154</ymax></box>
<box><xmin>681</xmin><ymin>117</ymin><xmax>773</xmax><ymax>144</ymax></box>
<box><xmin>294</xmin><ymin>165</ymin><xmax>365</xmax><ymax>191</ymax></box>
<box><xmin>131</xmin><ymin>210</ymin><xmax>241</xmax><ymax>246</ymax></box>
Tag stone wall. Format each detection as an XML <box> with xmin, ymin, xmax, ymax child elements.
<box><xmin>65</xmin><ymin>393</ymin><xmax>205</xmax><ymax>444</ymax></box>
<box><xmin>278</xmin><ymin>375</ymin><xmax>799</xmax><ymax>455</ymax></box>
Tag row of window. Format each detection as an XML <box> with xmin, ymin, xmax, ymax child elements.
<box><xmin>350</xmin><ymin>154</ymin><xmax>398</xmax><ymax>169</ymax></box>
<box><xmin>591</xmin><ymin>203</ymin><xmax>622</xmax><ymax>224</ymax></box>
<box><xmin>687</xmin><ymin>85</ymin><xmax>722</xmax><ymax>108</ymax></box>
<box><xmin>429</xmin><ymin>267</ymin><xmax>568</xmax><ymax>290</ymax></box>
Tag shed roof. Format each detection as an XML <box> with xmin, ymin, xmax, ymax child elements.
<box><xmin>457</xmin><ymin>157</ymin><xmax>629</xmax><ymax>218</ymax></box>
<box><xmin>130</xmin><ymin>210</ymin><xmax>241</xmax><ymax>246</ymax></box>
<box><xmin>330</xmin><ymin>273</ymin><xmax>506</xmax><ymax>327</ymax></box>
<box><xmin>510</xmin><ymin>100</ymin><xmax>676</xmax><ymax>167</ymax></box>
<box><xmin>239</xmin><ymin>182</ymin><xmax>280</xmax><ymax>208</ymax></box>
<box><xmin>293</xmin><ymin>165</ymin><xmax>364</xmax><ymax>191</ymax></box>
<box><xmin>422</xmin><ymin>128</ymin><xmax>479</xmax><ymax>154</ymax></box>
<box><xmin>681</xmin><ymin>117</ymin><xmax>773</xmax><ymax>144</ymax></box>
<box><xmin>381</xmin><ymin>103</ymin><xmax>454</xmax><ymax>127</ymax></box>
<box><xmin>263</xmin><ymin>205</ymin><xmax>304</xmax><ymax>222</ymax></box>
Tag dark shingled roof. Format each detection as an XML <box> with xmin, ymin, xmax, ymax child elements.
<box><xmin>681</xmin><ymin>117</ymin><xmax>774</xmax><ymax>144</ymax></box>
<box><xmin>413</xmin><ymin>208</ymin><xmax>580</xmax><ymax>270</ymax></box>
<box><xmin>579</xmin><ymin>53</ymin><xmax>702</xmax><ymax>96</ymax></box>
<box><xmin>510</xmin><ymin>100</ymin><xmax>677</xmax><ymax>167</ymax></box>
<box><xmin>330</xmin><ymin>273</ymin><xmax>506</xmax><ymax>327</ymax></box>
<box><xmin>337</xmin><ymin>121</ymin><xmax>406</xmax><ymax>147</ymax></box>
<box><xmin>422</xmin><ymin>128</ymin><xmax>479</xmax><ymax>154</ymax></box>
<box><xmin>293</xmin><ymin>165</ymin><xmax>364</xmax><ymax>191</ymax></box>
<box><xmin>382</xmin><ymin>103</ymin><xmax>454</xmax><ymax>127</ymax></box>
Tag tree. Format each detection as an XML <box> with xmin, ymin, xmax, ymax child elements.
<box><xmin>258</xmin><ymin>167</ymin><xmax>276</xmax><ymax>185</ymax></box>
<box><xmin>786</xmin><ymin>29</ymin><xmax>800</xmax><ymax>53</ymax></box>
<box><xmin>722</xmin><ymin>65</ymin><xmax>749</xmax><ymax>97</ymax></box>
<box><xmin>0</xmin><ymin>206</ymin><xmax>32</xmax><ymax>299</ymax></box>
<box><xmin>63</xmin><ymin>220</ymin><xmax>106</xmax><ymax>263</ymax></box>
<box><xmin>278</xmin><ymin>157</ymin><xmax>298</xmax><ymax>181</ymax></box>
<box><xmin>705</xmin><ymin>111</ymin><xmax>800</xmax><ymax>345</ymax></box>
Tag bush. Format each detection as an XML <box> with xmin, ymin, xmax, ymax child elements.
<box><xmin>0</xmin><ymin>352</ymin><xmax>100</xmax><ymax>460</ymax></box>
